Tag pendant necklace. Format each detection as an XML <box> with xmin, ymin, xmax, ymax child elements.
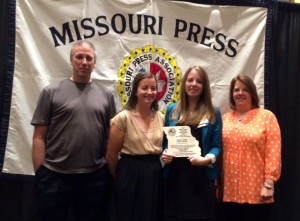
<box><xmin>237</xmin><ymin>111</ymin><xmax>248</xmax><ymax>122</ymax></box>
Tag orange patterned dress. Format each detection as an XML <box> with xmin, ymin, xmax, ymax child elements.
<box><xmin>222</xmin><ymin>108</ymin><xmax>281</xmax><ymax>204</ymax></box>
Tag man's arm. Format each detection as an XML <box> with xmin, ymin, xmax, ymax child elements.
<box><xmin>32</xmin><ymin>125</ymin><xmax>48</xmax><ymax>172</ymax></box>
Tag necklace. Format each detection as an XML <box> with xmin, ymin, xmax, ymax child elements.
<box><xmin>237</xmin><ymin>111</ymin><xmax>248</xmax><ymax>122</ymax></box>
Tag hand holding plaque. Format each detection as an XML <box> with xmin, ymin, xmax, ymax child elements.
<box><xmin>163</xmin><ymin>126</ymin><xmax>201</xmax><ymax>157</ymax></box>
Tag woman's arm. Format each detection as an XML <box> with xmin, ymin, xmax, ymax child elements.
<box><xmin>207</xmin><ymin>108</ymin><xmax>222</xmax><ymax>158</ymax></box>
<box><xmin>261</xmin><ymin>110</ymin><xmax>281</xmax><ymax>200</ymax></box>
<box><xmin>191</xmin><ymin>109</ymin><xmax>222</xmax><ymax>168</ymax></box>
<box><xmin>106</xmin><ymin>123</ymin><xmax>125</xmax><ymax>179</ymax></box>
<box><xmin>264</xmin><ymin>111</ymin><xmax>281</xmax><ymax>182</ymax></box>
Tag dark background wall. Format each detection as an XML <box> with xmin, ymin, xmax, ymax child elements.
<box><xmin>1</xmin><ymin>1</ymin><xmax>300</xmax><ymax>220</ymax></box>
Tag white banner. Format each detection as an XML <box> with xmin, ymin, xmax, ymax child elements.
<box><xmin>4</xmin><ymin>0</ymin><xmax>267</xmax><ymax>175</ymax></box>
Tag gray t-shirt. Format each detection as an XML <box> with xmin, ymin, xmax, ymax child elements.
<box><xmin>31</xmin><ymin>79</ymin><xmax>116</xmax><ymax>173</ymax></box>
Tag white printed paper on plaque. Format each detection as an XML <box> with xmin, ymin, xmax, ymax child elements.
<box><xmin>163</xmin><ymin>126</ymin><xmax>201</xmax><ymax>157</ymax></box>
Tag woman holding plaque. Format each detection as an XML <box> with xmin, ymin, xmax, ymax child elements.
<box><xmin>161</xmin><ymin>65</ymin><xmax>222</xmax><ymax>221</ymax></box>
<box><xmin>221</xmin><ymin>74</ymin><xmax>281</xmax><ymax>221</ymax></box>
<box><xmin>106</xmin><ymin>72</ymin><xmax>164</xmax><ymax>221</ymax></box>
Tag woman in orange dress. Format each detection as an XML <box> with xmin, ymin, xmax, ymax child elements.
<box><xmin>221</xmin><ymin>74</ymin><xmax>281</xmax><ymax>221</ymax></box>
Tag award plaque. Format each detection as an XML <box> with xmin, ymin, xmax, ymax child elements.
<box><xmin>163</xmin><ymin>126</ymin><xmax>201</xmax><ymax>157</ymax></box>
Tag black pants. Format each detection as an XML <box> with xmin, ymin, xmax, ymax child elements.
<box><xmin>221</xmin><ymin>202</ymin><xmax>272</xmax><ymax>221</ymax></box>
<box><xmin>34</xmin><ymin>165</ymin><xmax>111</xmax><ymax>221</ymax></box>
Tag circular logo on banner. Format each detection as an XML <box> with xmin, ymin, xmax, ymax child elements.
<box><xmin>118</xmin><ymin>45</ymin><xmax>182</xmax><ymax>111</ymax></box>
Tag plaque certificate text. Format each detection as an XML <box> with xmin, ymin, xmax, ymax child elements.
<box><xmin>163</xmin><ymin>126</ymin><xmax>201</xmax><ymax>157</ymax></box>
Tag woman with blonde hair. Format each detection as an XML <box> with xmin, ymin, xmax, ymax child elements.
<box><xmin>162</xmin><ymin>65</ymin><xmax>222</xmax><ymax>221</ymax></box>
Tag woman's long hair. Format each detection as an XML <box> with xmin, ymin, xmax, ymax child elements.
<box><xmin>173</xmin><ymin>65</ymin><xmax>216</xmax><ymax>126</ymax></box>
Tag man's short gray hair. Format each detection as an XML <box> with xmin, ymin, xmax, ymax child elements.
<box><xmin>70</xmin><ymin>40</ymin><xmax>97</xmax><ymax>62</ymax></box>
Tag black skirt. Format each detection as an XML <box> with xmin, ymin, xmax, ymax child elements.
<box><xmin>163</xmin><ymin>157</ymin><xmax>216</xmax><ymax>221</ymax></box>
<box><xmin>111</xmin><ymin>154</ymin><xmax>163</xmax><ymax>221</ymax></box>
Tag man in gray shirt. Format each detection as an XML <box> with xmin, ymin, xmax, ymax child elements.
<box><xmin>31</xmin><ymin>40</ymin><xmax>116</xmax><ymax>221</ymax></box>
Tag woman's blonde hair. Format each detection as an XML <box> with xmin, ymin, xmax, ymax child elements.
<box><xmin>172</xmin><ymin>65</ymin><xmax>216</xmax><ymax>126</ymax></box>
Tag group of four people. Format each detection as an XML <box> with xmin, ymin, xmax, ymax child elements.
<box><xmin>31</xmin><ymin>40</ymin><xmax>281</xmax><ymax>221</ymax></box>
